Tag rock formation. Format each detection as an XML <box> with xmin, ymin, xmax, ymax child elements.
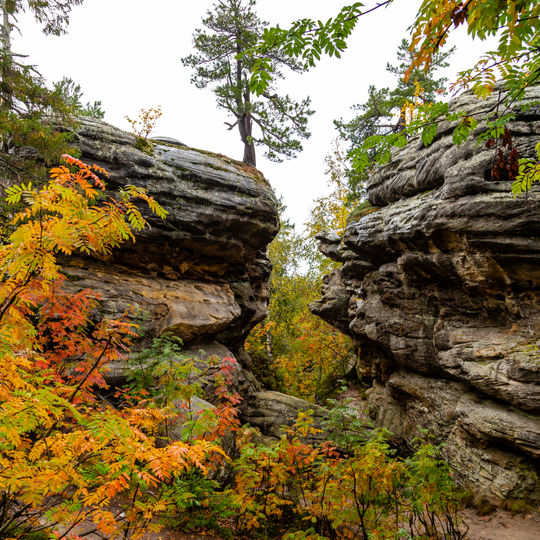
<box><xmin>66</xmin><ymin>117</ymin><xmax>319</xmax><ymax>437</ymax></box>
<box><xmin>311</xmin><ymin>87</ymin><xmax>540</xmax><ymax>502</ymax></box>
<box><xmin>240</xmin><ymin>390</ymin><xmax>330</xmax><ymax>441</ymax></box>
<box><xmin>68</xmin><ymin>117</ymin><xmax>278</xmax><ymax>356</ymax></box>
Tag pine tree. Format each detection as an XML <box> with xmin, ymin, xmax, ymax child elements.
<box><xmin>334</xmin><ymin>39</ymin><xmax>453</xmax><ymax>198</ymax></box>
<box><xmin>182</xmin><ymin>0</ymin><xmax>314</xmax><ymax>167</ymax></box>
<box><xmin>0</xmin><ymin>0</ymin><xmax>84</xmax><ymax>183</ymax></box>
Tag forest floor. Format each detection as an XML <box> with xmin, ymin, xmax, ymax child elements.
<box><xmin>461</xmin><ymin>508</ymin><xmax>540</xmax><ymax>540</ymax></box>
<box><xmin>153</xmin><ymin>509</ymin><xmax>540</xmax><ymax>540</ymax></box>
<box><xmin>65</xmin><ymin>506</ymin><xmax>540</xmax><ymax>538</ymax></box>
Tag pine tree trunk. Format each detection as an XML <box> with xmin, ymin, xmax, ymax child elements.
<box><xmin>0</xmin><ymin>0</ymin><xmax>13</xmax><ymax>152</ymax></box>
<box><xmin>238</xmin><ymin>112</ymin><xmax>256</xmax><ymax>167</ymax></box>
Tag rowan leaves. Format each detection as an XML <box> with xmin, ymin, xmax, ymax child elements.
<box><xmin>0</xmin><ymin>157</ymin><xmax>223</xmax><ymax>539</ymax></box>
<box><xmin>512</xmin><ymin>141</ymin><xmax>540</xmax><ymax>196</ymax></box>
<box><xmin>410</xmin><ymin>0</ymin><xmax>540</xmax><ymax>91</ymax></box>
<box><xmin>248</xmin><ymin>1</ymin><xmax>539</xmax><ymax>190</ymax></box>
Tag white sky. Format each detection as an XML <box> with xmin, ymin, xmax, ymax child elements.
<box><xmin>13</xmin><ymin>0</ymin><xmax>494</xmax><ymax>230</ymax></box>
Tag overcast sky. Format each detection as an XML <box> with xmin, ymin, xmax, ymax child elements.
<box><xmin>14</xmin><ymin>0</ymin><xmax>493</xmax><ymax>229</ymax></box>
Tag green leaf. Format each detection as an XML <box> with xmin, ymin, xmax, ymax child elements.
<box><xmin>421</xmin><ymin>123</ymin><xmax>438</xmax><ymax>146</ymax></box>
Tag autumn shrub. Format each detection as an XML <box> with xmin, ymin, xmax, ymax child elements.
<box><xmin>121</xmin><ymin>333</ymin><xmax>247</xmax><ymax>533</ymax></box>
<box><xmin>245</xmin><ymin>321</ymin><xmax>286</xmax><ymax>392</ymax></box>
<box><xmin>404</xmin><ymin>438</ymin><xmax>468</xmax><ymax>539</ymax></box>
<box><xmin>122</xmin><ymin>332</ymin><xmax>205</xmax><ymax>444</ymax></box>
<box><xmin>247</xmin><ymin>304</ymin><xmax>354</xmax><ymax>403</ymax></box>
<box><xmin>0</xmin><ymin>156</ymin><xmax>228</xmax><ymax>539</ymax></box>
<box><xmin>274</xmin><ymin>315</ymin><xmax>353</xmax><ymax>403</ymax></box>
<box><xmin>156</xmin><ymin>470</ymin><xmax>237</xmax><ymax>537</ymax></box>
<box><xmin>230</xmin><ymin>412</ymin><xmax>325</xmax><ymax>536</ymax></box>
<box><xmin>321</xmin><ymin>391</ymin><xmax>371</xmax><ymax>453</ymax></box>
<box><xmin>229</xmin><ymin>410</ymin><xmax>467</xmax><ymax>539</ymax></box>
<box><xmin>125</xmin><ymin>106</ymin><xmax>162</xmax><ymax>155</ymax></box>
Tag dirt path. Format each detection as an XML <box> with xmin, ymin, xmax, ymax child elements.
<box><xmin>463</xmin><ymin>509</ymin><xmax>540</xmax><ymax>540</ymax></box>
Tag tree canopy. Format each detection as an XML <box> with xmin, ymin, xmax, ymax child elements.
<box><xmin>334</xmin><ymin>39</ymin><xmax>453</xmax><ymax>198</ymax></box>
<box><xmin>2</xmin><ymin>0</ymin><xmax>83</xmax><ymax>36</ymax></box>
<box><xmin>250</xmin><ymin>1</ymin><xmax>539</xmax><ymax>99</ymax></box>
<box><xmin>182</xmin><ymin>0</ymin><xmax>314</xmax><ymax>167</ymax></box>
<box><xmin>248</xmin><ymin>1</ymin><xmax>540</xmax><ymax>189</ymax></box>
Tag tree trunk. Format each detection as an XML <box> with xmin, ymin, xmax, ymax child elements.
<box><xmin>1</xmin><ymin>0</ymin><xmax>13</xmax><ymax>152</ymax></box>
<box><xmin>242</xmin><ymin>139</ymin><xmax>256</xmax><ymax>167</ymax></box>
<box><xmin>238</xmin><ymin>112</ymin><xmax>256</xmax><ymax>167</ymax></box>
<box><xmin>1</xmin><ymin>0</ymin><xmax>12</xmax><ymax>104</ymax></box>
<box><xmin>1</xmin><ymin>1</ymin><xmax>11</xmax><ymax>61</ymax></box>
<box><xmin>234</xmin><ymin>27</ymin><xmax>256</xmax><ymax>167</ymax></box>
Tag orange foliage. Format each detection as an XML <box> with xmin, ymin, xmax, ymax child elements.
<box><xmin>0</xmin><ymin>156</ymin><xmax>225</xmax><ymax>539</ymax></box>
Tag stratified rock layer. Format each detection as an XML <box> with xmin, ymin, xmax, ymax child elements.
<box><xmin>312</xmin><ymin>87</ymin><xmax>540</xmax><ymax>502</ymax></box>
<box><xmin>68</xmin><ymin>117</ymin><xmax>279</xmax><ymax>353</ymax></box>
<box><xmin>66</xmin><ymin>118</ymin><xmax>332</xmax><ymax>442</ymax></box>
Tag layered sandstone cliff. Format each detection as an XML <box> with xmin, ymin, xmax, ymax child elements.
<box><xmin>65</xmin><ymin>118</ymin><xmax>323</xmax><ymax>437</ymax></box>
<box><xmin>54</xmin><ymin>116</ymin><xmax>282</xmax><ymax>406</ymax></box>
<box><xmin>311</xmin><ymin>87</ymin><xmax>540</xmax><ymax>502</ymax></box>
<box><xmin>68</xmin><ymin>117</ymin><xmax>278</xmax><ymax>357</ymax></box>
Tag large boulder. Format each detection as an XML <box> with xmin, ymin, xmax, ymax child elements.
<box><xmin>63</xmin><ymin>119</ymin><xmax>340</xmax><ymax>447</ymax></box>
<box><xmin>65</xmin><ymin>117</ymin><xmax>279</xmax><ymax>355</ymax></box>
<box><xmin>240</xmin><ymin>390</ymin><xmax>331</xmax><ymax>441</ymax></box>
<box><xmin>311</xmin><ymin>87</ymin><xmax>540</xmax><ymax>502</ymax></box>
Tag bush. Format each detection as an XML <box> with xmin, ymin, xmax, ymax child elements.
<box><xmin>229</xmin><ymin>412</ymin><xmax>467</xmax><ymax>539</ymax></box>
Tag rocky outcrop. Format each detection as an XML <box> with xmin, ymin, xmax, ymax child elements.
<box><xmin>67</xmin><ymin>117</ymin><xmax>279</xmax><ymax>355</ymax></box>
<box><xmin>312</xmin><ymin>87</ymin><xmax>540</xmax><ymax>502</ymax></box>
<box><xmin>240</xmin><ymin>391</ymin><xmax>331</xmax><ymax>441</ymax></box>
<box><xmin>66</xmin><ymin>118</ymin><xmax>326</xmax><ymax>440</ymax></box>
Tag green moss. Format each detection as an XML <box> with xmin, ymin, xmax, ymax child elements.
<box><xmin>502</xmin><ymin>498</ymin><xmax>535</xmax><ymax>514</ymax></box>
<box><xmin>169</xmin><ymin>163</ymin><xmax>191</xmax><ymax>175</ymax></box>
<box><xmin>181</xmin><ymin>144</ymin><xmax>268</xmax><ymax>184</ymax></box>
<box><xmin>135</xmin><ymin>137</ymin><xmax>154</xmax><ymax>156</ymax></box>
<box><xmin>347</xmin><ymin>200</ymin><xmax>381</xmax><ymax>224</ymax></box>
<box><xmin>204</xmin><ymin>161</ymin><xmax>232</xmax><ymax>174</ymax></box>
<box><xmin>151</xmin><ymin>139</ymin><xmax>185</xmax><ymax>150</ymax></box>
